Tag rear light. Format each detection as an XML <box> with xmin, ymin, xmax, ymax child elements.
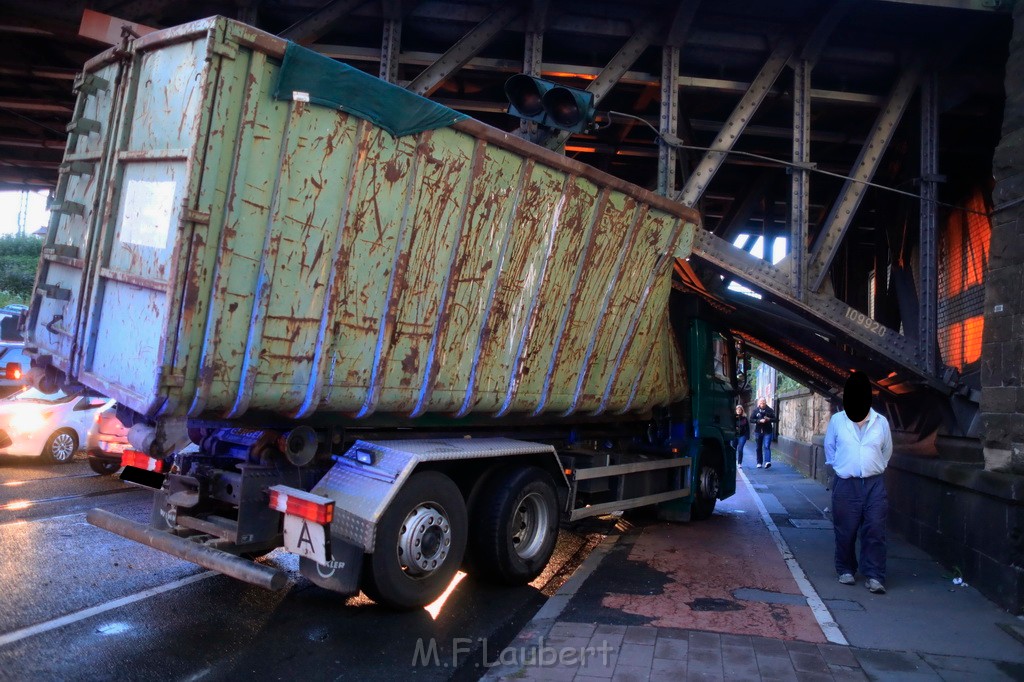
<box><xmin>4</xmin><ymin>362</ymin><xmax>21</xmax><ymax>380</ymax></box>
<box><xmin>121</xmin><ymin>450</ymin><xmax>165</xmax><ymax>473</ymax></box>
<box><xmin>268</xmin><ymin>485</ymin><xmax>334</xmax><ymax>524</ymax></box>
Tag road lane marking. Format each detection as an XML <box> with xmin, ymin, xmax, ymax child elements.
<box><xmin>0</xmin><ymin>571</ymin><xmax>218</xmax><ymax>648</ymax></box>
<box><xmin>739</xmin><ymin>467</ymin><xmax>848</xmax><ymax>645</ymax></box>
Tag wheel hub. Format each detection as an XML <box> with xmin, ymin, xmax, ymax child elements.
<box><xmin>511</xmin><ymin>492</ymin><xmax>549</xmax><ymax>560</ymax></box>
<box><xmin>397</xmin><ymin>503</ymin><xmax>451</xmax><ymax>577</ymax></box>
<box><xmin>700</xmin><ymin>466</ymin><xmax>720</xmax><ymax>499</ymax></box>
<box><xmin>52</xmin><ymin>434</ymin><xmax>75</xmax><ymax>461</ymax></box>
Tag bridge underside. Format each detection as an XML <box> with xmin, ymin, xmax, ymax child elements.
<box><xmin>0</xmin><ymin>0</ymin><xmax>1014</xmax><ymax>440</ymax></box>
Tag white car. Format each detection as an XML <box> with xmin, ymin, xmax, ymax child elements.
<box><xmin>0</xmin><ymin>387</ymin><xmax>114</xmax><ymax>463</ymax></box>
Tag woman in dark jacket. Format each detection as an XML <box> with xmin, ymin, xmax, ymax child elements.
<box><xmin>734</xmin><ymin>404</ymin><xmax>750</xmax><ymax>466</ymax></box>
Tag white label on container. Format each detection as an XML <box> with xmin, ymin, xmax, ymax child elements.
<box><xmin>293</xmin><ymin>90</ymin><xmax>310</xmax><ymax>102</ymax></box>
<box><xmin>119</xmin><ymin>178</ymin><xmax>176</xmax><ymax>249</ymax></box>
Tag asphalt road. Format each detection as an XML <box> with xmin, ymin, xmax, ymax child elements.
<box><xmin>0</xmin><ymin>455</ymin><xmax>606</xmax><ymax>682</ymax></box>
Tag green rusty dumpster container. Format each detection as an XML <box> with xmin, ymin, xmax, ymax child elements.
<box><xmin>27</xmin><ymin>17</ymin><xmax>699</xmax><ymax>424</ymax></box>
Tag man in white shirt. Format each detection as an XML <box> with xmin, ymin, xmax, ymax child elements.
<box><xmin>824</xmin><ymin>371</ymin><xmax>893</xmax><ymax>594</ymax></box>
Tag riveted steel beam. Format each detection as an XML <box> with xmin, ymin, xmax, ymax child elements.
<box><xmin>791</xmin><ymin>59</ymin><xmax>811</xmax><ymax>299</ymax></box>
<box><xmin>674</xmin><ymin>36</ymin><xmax>796</xmax><ymax>207</ymax></box>
<box><xmin>406</xmin><ymin>5</ymin><xmax>521</xmax><ymax>97</ymax></box>
<box><xmin>919</xmin><ymin>71</ymin><xmax>939</xmax><ymax>374</ymax></box>
<box><xmin>546</xmin><ymin>16</ymin><xmax>663</xmax><ymax>150</ymax></box>
<box><xmin>518</xmin><ymin>0</ymin><xmax>550</xmax><ymax>140</ymax></box>
<box><xmin>314</xmin><ymin>43</ymin><xmax>888</xmax><ymax>105</ymax></box>
<box><xmin>657</xmin><ymin>1</ymin><xmax>700</xmax><ymax>196</ymax></box>
<box><xmin>690</xmin><ymin>229</ymin><xmax>945</xmax><ymax>388</ymax></box>
<box><xmin>279</xmin><ymin>0</ymin><xmax>368</xmax><ymax>45</ymax></box>
<box><xmin>692</xmin><ymin>229</ymin><xmax>792</xmax><ymax>295</ymax></box>
<box><xmin>789</xmin><ymin>0</ymin><xmax>851</xmax><ymax>298</ymax></box>
<box><xmin>379</xmin><ymin>19</ymin><xmax>402</xmax><ymax>83</ymax></box>
<box><xmin>808</xmin><ymin>59</ymin><xmax>926</xmax><ymax>291</ymax></box>
<box><xmin>658</xmin><ymin>46</ymin><xmax>680</xmax><ymax>197</ymax></box>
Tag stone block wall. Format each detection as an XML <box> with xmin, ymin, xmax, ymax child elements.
<box><xmin>777</xmin><ymin>388</ymin><xmax>831</xmax><ymax>446</ymax></box>
<box><xmin>982</xmin><ymin>0</ymin><xmax>1024</xmax><ymax>474</ymax></box>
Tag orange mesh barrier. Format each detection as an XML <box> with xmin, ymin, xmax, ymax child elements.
<box><xmin>938</xmin><ymin>188</ymin><xmax>990</xmax><ymax>370</ymax></box>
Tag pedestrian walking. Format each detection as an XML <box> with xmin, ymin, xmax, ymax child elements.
<box><xmin>825</xmin><ymin>371</ymin><xmax>893</xmax><ymax>594</ymax></box>
<box><xmin>751</xmin><ymin>397</ymin><xmax>776</xmax><ymax>468</ymax></box>
<box><xmin>734</xmin><ymin>404</ymin><xmax>750</xmax><ymax>467</ymax></box>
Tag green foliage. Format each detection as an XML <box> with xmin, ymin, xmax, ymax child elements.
<box><xmin>777</xmin><ymin>373</ymin><xmax>802</xmax><ymax>394</ymax></box>
<box><xmin>748</xmin><ymin>358</ymin><xmax>761</xmax><ymax>397</ymax></box>
<box><xmin>0</xmin><ymin>235</ymin><xmax>42</xmax><ymax>257</ymax></box>
<box><xmin>747</xmin><ymin>357</ymin><xmax>804</xmax><ymax>397</ymax></box>
<box><xmin>0</xmin><ymin>235</ymin><xmax>41</xmax><ymax>304</ymax></box>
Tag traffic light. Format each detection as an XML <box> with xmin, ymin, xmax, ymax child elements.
<box><xmin>504</xmin><ymin>74</ymin><xmax>596</xmax><ymax>134</ymax></box>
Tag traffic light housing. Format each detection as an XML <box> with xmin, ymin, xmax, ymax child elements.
<box><xmin>504</xmin><ymin>74</ymin><xmax>596</xmax><ymax>134</ymax></box>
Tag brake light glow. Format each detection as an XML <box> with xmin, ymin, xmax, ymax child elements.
<box><xmin>121</xmin><ymin>450</ymin><xmax>165</xmax><ymax>473</ymax></box>
<box><xmin>268</xmin><ymin>485</ymin><xmax>334</xmax><ymax>524</ymax></box>
<box><xmin>4</xmin><ymin>363</ymin><xmax>20</xmax><ymax>380</ymax></box>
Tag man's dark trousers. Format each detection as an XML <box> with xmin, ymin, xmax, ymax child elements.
<box><xmin>831</xmin><ymin>474</ymin><xmax>887</xmax><ymax>582</ymax></box>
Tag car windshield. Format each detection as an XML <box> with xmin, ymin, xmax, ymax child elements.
<box><xmin>7</xmin><ymin>387</ymin><xmax>71</xmax><ymax>404</ymax></box>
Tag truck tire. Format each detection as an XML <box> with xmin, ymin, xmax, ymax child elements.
<box><xmin>363</xmin><ymin>471</ymin><xmax>467</xmax><ymax>610</ymax></box>
<box><xmin>691</xmin><ymin>463</ymin><xmax>720</xmax><ymax>521</ymax></box>
<box><xmin>471</xmin><ymin>465</ymin><xmax>559</xmax><ymax>585</ymax></box>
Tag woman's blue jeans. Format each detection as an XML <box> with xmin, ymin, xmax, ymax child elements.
<box><xmin>735</xmin><ymin>435</ymin><xmax>748</xmax><ymax>465</ymax></box>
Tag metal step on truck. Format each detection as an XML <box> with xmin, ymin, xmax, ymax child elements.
<box><xmin>25</xmin><ymin>17</ymin><xmax>741</xmax><ymax>609</ymax></box>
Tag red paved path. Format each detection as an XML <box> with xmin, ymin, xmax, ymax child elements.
<box><xmin>601</xmin><ymin>476</ymin><xmax>827</xmax><ymax>642</ymax></box>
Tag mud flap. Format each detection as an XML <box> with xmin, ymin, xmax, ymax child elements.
<box><xmin>299</xmin><ymin>537</ymin><xmax>363</xmax><ymax>595</ymax></box>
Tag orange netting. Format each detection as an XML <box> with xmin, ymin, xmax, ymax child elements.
<box><xmin>938</xmin><ymin>188</ymin><xmax>990</xmax><ymax>370</ymax></box>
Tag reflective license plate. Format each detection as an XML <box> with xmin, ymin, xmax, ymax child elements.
<box><xmin>282</xmin><ymin>514</ymin><xmax>330</xmax><ymax>565</ymax></box>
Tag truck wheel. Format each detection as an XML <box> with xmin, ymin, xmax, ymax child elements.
<box><xmin>691</xmin><ymin>464</ymin><xmax>720</xmax><ymax>521</ymax></box>
<box><xmin>88</xmin><ymin>458</ymin><xmax>120</xmax><ymax>475</ymax></box>
<box><xmin>43</xmin><ymin>429</ymin><xmax>78</xmax><ymax>464</ymax></box>
<box><xmin>471</xmin><ymin>466</ymin><xmax>559</xmax><ymax>585</ymax></box>
<box><xmin>363</xmin><ymin>471</ymin><xmax>467</xmax><ymax>610</ymax></box>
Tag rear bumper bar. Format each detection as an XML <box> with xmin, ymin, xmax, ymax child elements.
<box><xmin>87</xmin><ymin>508</ymin><xmax>287</xmax><ymax>591</ymax></box>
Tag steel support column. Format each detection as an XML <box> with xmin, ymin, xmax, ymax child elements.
<box><xmin>657</xmin><ymin>1</ymin><xmax>700</xmax><ymax>196</ymax></box>
<box><xmin>519</xmin><ymin>1</ymin><xmax>549</xmax><ymax>141</ymax></box>
<box><xmin>675</xmin><ymin>36</ymin><xmax>796</xmax><ymax>207</ymax></box>
<box><xmin>808</xmin><ymin>60</ymin><xmax>926</xmax><ymax>291</ymax></box>
<box><xmin>919</xmin><ymin>71</ymin><xmax>939</xmax><ymax>374</ymax></box>
<box><xmin>379</xmin><ymin>19</ymin><xmax>402</xmax><ymax>83</ymax></box>
<box><xmin>406</xmin><ymin>5</ymin><xmax>520</xmax><ymax>97</ymax></box>
<box><xmin>791</xmin><ymin>59</ymin><xmax>811</xmax><ymax>299</ymax></box>
<box><xmin>658</xmin><ymin>46</ymin><xmax>680</xmax><ymax>197</ymax></box>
